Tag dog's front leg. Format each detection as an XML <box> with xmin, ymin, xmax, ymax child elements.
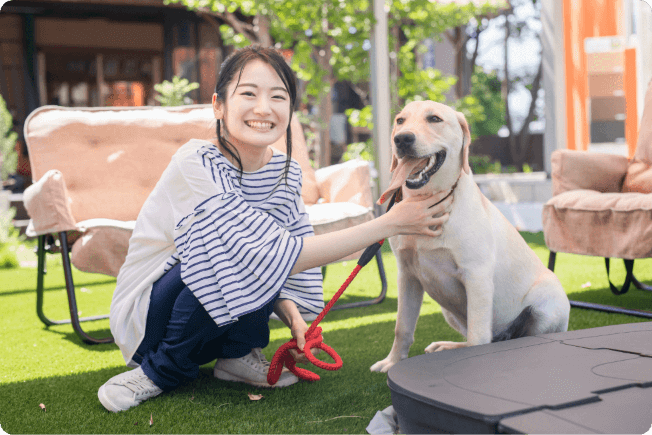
<box><xmin>426</xmin><ymin>269</ymin><xmax>494</xmax><ymax>352</ymax></box>
<box><xmin>370</xmin><ymin>274</ymin><xmax>424</xmax><ymax>373</ymax></box>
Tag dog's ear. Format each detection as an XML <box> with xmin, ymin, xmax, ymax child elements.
<box><xmin>456</xmin><ymin>111</ymin><xmax>472</xmax><ymax>174</ymax></box>
<box><xmin>390</xmin><ymin>154</ymin><xmax>398</xmax><ymax>173</ymax></box>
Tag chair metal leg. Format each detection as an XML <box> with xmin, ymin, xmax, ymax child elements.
<box><xmin>332</xmin><ymin>249</ymin><xmax>387</xmax><ymax>311</ymax></box>
<box><xmin>548</xmin><ymin>250</ymin><xmax>652</xmax><ymax>319</ymax></box>
<box><xmin>35</xmin><ymin>233</ymin><xmax>114</xmax><ymax>344</ymax></box>
<box><xmin>633</xmin><ymin>275</ymin><xmax>652</xmax><ymax>292</ymax></box>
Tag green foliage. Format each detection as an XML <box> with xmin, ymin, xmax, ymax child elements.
<box><xmin>343</xmin><ymin>106</ymin><xmax>374</xmax><ymax>162</ymax></box>
<box><xmin>469</xmin><ymin>67</ymin><xmax>506</xmax><ymax>137</ymax></box>
<box><xmin>468</xmin><ymin>154</ymin><xmax>501</xmax><ymax>174</ymax></box>
<box><xmin>0</xmin><ymin>94</ymin><xmax>17</xmax><ymax>182</ymax></box>
<box><xmin>154</xmin><ymin>76</ymin><xmax>200</xmax><ymax>106</ymax></box>
<box><xmin>0</xmin><ymin>95</ymin><xmax>21</xmax><ymax>269</ymax></box>
<box><xmin>342</xmin><ymin>141</ymin><xmax>374</xmax><ymax>162</ymax></box>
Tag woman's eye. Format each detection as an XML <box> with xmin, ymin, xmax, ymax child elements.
<box><xmin>273</xmin><ymin>95</ymin><xmax>287</xmax><ymax>100</ymax></box>
<box><xmin>241</xmin><ymin>92</ymin><xmax>255</xmax><ymax>97</ymax></box>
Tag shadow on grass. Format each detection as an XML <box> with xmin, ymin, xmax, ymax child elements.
<box><xmin>0</xmin><ymin>278</ymin><xmax>117</xmax><ymax>297</ymax></box>
<box><xmin>41</xmin><ymin>326</ymin><xmax>117</xmax><ymax>351</ymax></box>
<box><xmin>567</xmin><ymin>285</ymin><xmax>652</xmax><ymax>312</ymax></box>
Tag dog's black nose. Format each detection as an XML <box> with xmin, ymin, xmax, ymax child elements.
<box><xmin>394</xmin><ymin>132</ymin><xmax>415</xmax><ymax>151</ymax></box>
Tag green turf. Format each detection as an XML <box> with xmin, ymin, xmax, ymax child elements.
<box><xmin>1</xmin><ymin>232</ymin><xmax>651</xmax><ymax>433</ymax></box>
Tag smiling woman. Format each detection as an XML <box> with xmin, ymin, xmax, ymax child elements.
<box><xmin>212</xmin><ymin>59</ymin><xmax>291</xmax><ymax>172</ymax></box>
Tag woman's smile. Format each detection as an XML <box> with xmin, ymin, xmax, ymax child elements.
<box><xmin>245</xmin><ymin>120</ymin><xmax>276</xmax><ymax>131</ymax></box>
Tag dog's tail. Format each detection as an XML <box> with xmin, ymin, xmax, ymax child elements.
<box><xmin>491</xmin><ymin>306</ymin><xmax>536</xmax><ymax>342</ymax></box>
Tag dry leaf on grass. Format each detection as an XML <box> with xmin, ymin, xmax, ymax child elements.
<box><xmin>247</xmin><ymin>393</ymin><xmax>264</xmax><ymax>401</ymax></box>
<box><xmin>39</xmin><ymin>403</ymin><xmax>46</xmax><ymax>412</ymax></box>
<box><xmin>149</xmin><ymin>413</ymin><xmax>153</xmax><ymax>426</ymax></box>
<box><xmin>581</xmin><ymin>282</ymin><xmax>591</xmax><ymax>288</ymax></box>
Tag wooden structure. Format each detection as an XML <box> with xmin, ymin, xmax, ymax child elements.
<box><xmin>0</xmin><ymin>0</ymin><xmax>225</xmax><ymax>181</ymax></box>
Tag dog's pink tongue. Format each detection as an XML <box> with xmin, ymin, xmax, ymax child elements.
<box><xmin>378</xmin><ymin>157</ymin><xmax>423</xmax><ymax>205</ymax></box>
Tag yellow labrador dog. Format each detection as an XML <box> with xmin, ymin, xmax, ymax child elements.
<box><xmin>370</xmin><ymin>100</ymin><xmax>570</xmax><ymax>373</ymax></box>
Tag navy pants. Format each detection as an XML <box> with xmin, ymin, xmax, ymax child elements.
<box><xmin>132</xmin><ymin>263</ymin><xmax>278</xmax><ymax>391</ymax></box>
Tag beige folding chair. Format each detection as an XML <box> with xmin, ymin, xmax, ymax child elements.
<box><xmin>542</xmin><ymin>78</ymin><xmax>652</xmax><ymax>318</ymax></box>
<box><xmin>23</xmin><ymin>105</ymin><xmax>385</xmax><ymax>344</ymax></box>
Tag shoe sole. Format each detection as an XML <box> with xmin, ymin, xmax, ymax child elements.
<box><xmin>98</xmin><ymin>384</ymin><xmax>126</xmax><ymax>413</ymax></box>
<box><xmin>214</xmin><ymin>368</ymin><xmax>299</xmax><ymax>388</ymax></box>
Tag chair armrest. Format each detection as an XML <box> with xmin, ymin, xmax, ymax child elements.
<box><xmin>551</xmin><ymin>149</ymin><xmax>628</xmax><ymax>196</ymax></box>
<box><xmin>23</xmin><ymin>169</ymin><xmax>78</xmax><ymax>237</ymax></box>
<box><xmin>315</xmin><ymin>159</ymin><xmax>373</xmax><ymax>208</ymax></box>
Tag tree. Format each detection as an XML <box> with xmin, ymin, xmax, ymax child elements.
<box><xmin>168</xmin><ymin>0</ymin><xmax>505</xmax><ymax>165</ymax></box>
<box><xmin>500</xmin><ymin>0</ymin><xmax>543</xmax><ymax>171</ymax></box>
<box><xmin>468</xmin><ymin>66</ymin><xmax>505</xmax><ymax>137</ymax></box>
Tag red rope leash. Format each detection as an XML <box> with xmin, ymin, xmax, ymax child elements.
<box><xmin>267</xmin><ymin>193</ymin><xmax>398</xmax><ymax>386</ymax></box>
<box><xmin>267</xmin><ymin>243</ymin><xmax>383</xmax><ymax>385</ymax></box>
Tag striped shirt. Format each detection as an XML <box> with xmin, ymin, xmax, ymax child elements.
<box><xmin>110</xmin><ymin>139</ymin><xmax>323</xmax><ymax>366</ymax></box>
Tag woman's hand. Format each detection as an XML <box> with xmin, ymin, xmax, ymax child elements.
<box><xmin>288</xmin><ymin>317</ymin><xmax>321</xmax><ymax>365</ymax></box>
<box><xmin>273</xmin><ymin>299</ymin><xmax>320</xmax><ymax>365</ymax></box>
<box><xmin>386</xmin><ymin>189</ymin><xmax>453</xmax><ymax>238</ymax></box>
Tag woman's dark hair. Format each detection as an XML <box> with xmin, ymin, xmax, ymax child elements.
<box><xmin>214</xmin><ymin>45</ymin><xmax>298</xmax><ymax>183</ymax></box>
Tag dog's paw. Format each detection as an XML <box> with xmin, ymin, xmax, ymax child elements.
<box><xmin>425</xmin><ymin>341</ymin><xmax>468</xmax><ymax>353</ymax></box>
<box><xmin>370</xmin><ymin>357</ymin><xmax>399</xmax><ymax>373</ymax></box>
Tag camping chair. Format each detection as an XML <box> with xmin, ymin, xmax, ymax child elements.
<box><xmin>542</xmin><ymin>78</ymin><xmax>652</xmax><ymax>318</ymax></box>
<box><xmin>22</xmin><ymin>104</ymin><xmax>385</xmax><ymax>344</ymax></box>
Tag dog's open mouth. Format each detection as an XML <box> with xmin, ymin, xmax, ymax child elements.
<box><xmin>406</xmin><ymin>150</ymin><xmax>447</xmax><ymax>189</ymax></box>
<box><xmin>378</xmin><ymin>149</ymin><xmax>447</xmax><ymax>204</ymax></box>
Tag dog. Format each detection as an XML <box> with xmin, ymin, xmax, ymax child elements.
<box><xmin>370</xmin><ymin>100</ymin><xmax>570</xmax><ymax>373</ymax></box>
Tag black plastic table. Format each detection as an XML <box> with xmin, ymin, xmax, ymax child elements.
<box><xmin>388</xmin><ymin>322</ymin><xmax>652</xmax><ymax>434</ymax></box>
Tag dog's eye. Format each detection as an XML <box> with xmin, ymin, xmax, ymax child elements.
<box><xmin>427</xmin><ymin>115</ymin><xmax>443</xmax><ymax>123</ymax></box>
<box><xmin>395</xmin><ymin>118</ymin><xmax>404</xmax><ymax>125</ymax></box>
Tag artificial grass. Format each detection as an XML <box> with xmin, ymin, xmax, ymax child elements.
<box><xmin>1</xmin><ymin>232</ymin><xmax>651</xmax><ymax>434</ymax></box>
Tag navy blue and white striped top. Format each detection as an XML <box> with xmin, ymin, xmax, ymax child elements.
<box><xmin>167</xmin><ymin>140</ymin><xmax>324</xmax><ymax>325</ymax></box>
<box><xmin>111</xmin><ymin>139</ymin><xmax>324</xmax><ymax>363</ymax></box>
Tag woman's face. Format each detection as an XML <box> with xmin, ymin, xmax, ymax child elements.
<box><xmin>213</xmin><ymin>59</ymin><xmax>291</xmax><ymax>152</ymax></box>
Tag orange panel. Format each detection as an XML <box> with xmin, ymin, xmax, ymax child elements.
<box><xmin>624</xmin><ymin>47</ymin><xmax>638</xmax><ymax>158</ymax></box>
<box><xmin>564</xmin><ymin>0</ymin><xmax>624</xmax><ymax>151</ymax></box>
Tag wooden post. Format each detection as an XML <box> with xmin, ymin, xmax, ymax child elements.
<box><xmin>37</xmin><ymin>52</ymin><xmax>47</xmax><ymax>106</ymax></box>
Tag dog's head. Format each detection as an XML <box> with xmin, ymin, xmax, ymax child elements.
<box><xmin>378</xmin><ymin>100</ymin><xmax>471</xmax><ymax>204</ymax></box>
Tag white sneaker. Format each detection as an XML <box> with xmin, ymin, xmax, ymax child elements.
<box><xmin>214</xmin><ymin>348</ymin><xmax>299</xmax><ymax>388</ymax></box>
<box><xmin>98</xmin><ymin>367</ymin><xmax>163</xmax><ymax>412</ymax></box>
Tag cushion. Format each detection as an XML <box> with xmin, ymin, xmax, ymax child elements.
<box><xmin>70</xmin><ymin>219</ymin><xmax>135</xmax><ymax>277</ymax></box>
<box><xmin>542</xmin><ymin>189</ymin><xmax>652</xmax><ymax>259</ymax></box>
<box><xmin>315</xmin><ymin>159</ymin><xmax>373</xmax><ymax>208</ymax></box>
<box><xmin>306</xmin><ymin>202</ymin><xmax>375</xmax><ymax>263</ymax></box>
<box><xmin>23</xmin><ymin>169</ymin><xmax>77</xmax><ymax>237</ymax></box>
<box><xmin>550</xmin><ymin>150</ymin><xmax>628</xmax><ymax>196</ymax></box>
<box><xmin>622</xmin><ymin>159</ymin><xmax>652</xmax><ymax>193</ymax></box>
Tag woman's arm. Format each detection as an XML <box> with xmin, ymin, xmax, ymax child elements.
<box><xmin>290</xmin><ymin>189</ymin><xmax>453</xmax><ymax>275</ymax></box>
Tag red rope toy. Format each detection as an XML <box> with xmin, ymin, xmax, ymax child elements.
<box><xmin>267</xmin><ymin>195</ymin><xmax>397</xmax><ymax>385</ymax></box>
